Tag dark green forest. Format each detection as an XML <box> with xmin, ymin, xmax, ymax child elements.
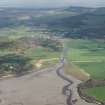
<box><xmin>0</xmin><ymin>7</ymin><xmax>105</xmax><ymax>38</ymax></box>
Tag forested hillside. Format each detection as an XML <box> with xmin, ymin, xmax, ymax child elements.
<box><xmin>0</xmin><ymin>7</ymin><xmax>105</xmax><ymax>38</ymax></box>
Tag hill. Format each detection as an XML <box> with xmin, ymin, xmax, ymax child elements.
<box><xmin>64</xmin><ymin>6</ymin><xmax>95</xmax><ymax>13</ymax></box>
<box><xmin>47</xmin><ymin>7</ymin><xmax>105</xmax><ymax>38</ymax></box>
<box><xmin>0</xmin><ymin>7</ymin><xmax>105</xmax><ymax>38</ymax></box>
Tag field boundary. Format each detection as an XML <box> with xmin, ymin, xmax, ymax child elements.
<box><xmin>78</xmin><ymin>79</ymin><xmax>105</xmax><ymax>105</ymax></box>
<box><xmin>72</xmin><ymin>60</ymin><xmax>103</xmax><ymax>63</ymax></box>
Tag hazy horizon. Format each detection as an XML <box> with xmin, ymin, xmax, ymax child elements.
<box><xmin>0</xmin><ymin>0</ymin><xmax>105</xmax><ymax>8</ymax></box>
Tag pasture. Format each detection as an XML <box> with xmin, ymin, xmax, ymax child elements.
<box><xmin>65</xmin><ymin>39</ymin><xmax>105</xmax><ymax>102</ymax></box>
<box><xmin>82</xmin><ymin>86</ymin><xmax>105</xmax><ymax>102</ymax></box>
<box><xmin>66</xmin><ymin>39</ymin><xmax>105</xmax><ymax>80</ymax></box>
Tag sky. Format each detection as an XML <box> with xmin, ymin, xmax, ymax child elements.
<box><xmin>0</xmin><ymin>0</ymin><xmax>105</xmax><ymax>8</ymax></box>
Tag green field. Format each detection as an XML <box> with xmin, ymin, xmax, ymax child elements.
<box><xmin>82</xmin><ymin>86</ymin><xmax>105</xmax><ymax>102</ymax></box>
<box><xmin>66</xmin><ymin>39</ymin><xmax>105</xmax><ymax>61</ymax></box>
<box><xmin>65</xmin><ymin>39</ymin><xmax>105</xmax><ymax>102</ymax></box>
<box><xmin>75</xmin><ymin>62</ymin><xmax>105</xmax><ymax>80</ymax></box>
<box><xmin>0</xmin><ymin>45</ymin><xmax>60</xmax><ymax>76</ymax></box>
<box><xmin>66</xmin><ymin>39</ymin><xmax>105</xmax><ymax>79</ymax></box>
<box><xmin>0</xmin><ymin>31</ymin><xmax>61</xmax><ymax>76</ymax></box>
<box><xmin>24</xmin><ymin>47</ymin><xmax>60</xmax><ymax>60</ymax></box>
<box><xmin>24</xmin><ymin>46</ymin><xmax>60</xmax><ymax>68</ymax></box>
<box><xmin>0</xmin><ymin>26</ymin><xmax>40</xmax><ymax>39</ymax></box>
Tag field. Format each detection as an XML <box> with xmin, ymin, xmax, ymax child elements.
<box><xmin>65</xmin><ymin>39</ymin><xmax>105</xmax><ymax>102</ymax></box>
<box><xmin>0</xmin><ymin>26</ymin><xmax>40</xmax><ymax>39</ymax></box>
<box><xmin>82</xmin><ymin>86</ymin><xmax>105</xmax><ymax>102</ymax></box>
<box><xmin>24</xmin><ymin>47</ymin><xmax>60</xmax><ymax>60</ymax></box>
<box><xmin>0</xmin><ymin>28</ymin><xmax>61</xmax><ymax>77</ymax></box>
<box><xmin>76</xmin><ymin>62</ymin><xmax>105</xmax><ymax>80</ymax></box>
<box><xmin>65</xmin><ymin>39</ymin><xmax>105</xmax><ymax>80</ymax></box>
<box><xmin>24</xmin><ymin>47</ymin><xmax>60</xmax><ymax>69</ymax></box>
<box><xmin>0</xmin><ymin>44</ymin><xmax>60</xmax><ymax>76</ymax></box>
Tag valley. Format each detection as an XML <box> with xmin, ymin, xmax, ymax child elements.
<box><xmin>0</xmin><ymin>6</ymin><xmax>105</xmax><ymax>105</ymax></box>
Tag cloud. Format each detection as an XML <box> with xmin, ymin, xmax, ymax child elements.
<box><xmin>0</xmin><ymin>0</ymin><xmax>105</xmax><ymax>8</ymax></box>
<box><xmin>0</xmin><ymin>0</ymin><xmax>71</xmax><ymax>8</ymax></box>
<box><xmin>70</xmin><ymin>0</ymin><xmax>105</xmax><ymax>7</ymax></box>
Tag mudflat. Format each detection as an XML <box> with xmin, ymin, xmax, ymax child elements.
<box><xmin>0</xmin><ymin>65</ymin><xmax>97</xmax><ymax>105</ymax></box>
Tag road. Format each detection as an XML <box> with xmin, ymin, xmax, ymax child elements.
<box><xmin>0</xmin><ymin>63</ymin><xmax>97</xmax><ymax>105</ymax></box>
